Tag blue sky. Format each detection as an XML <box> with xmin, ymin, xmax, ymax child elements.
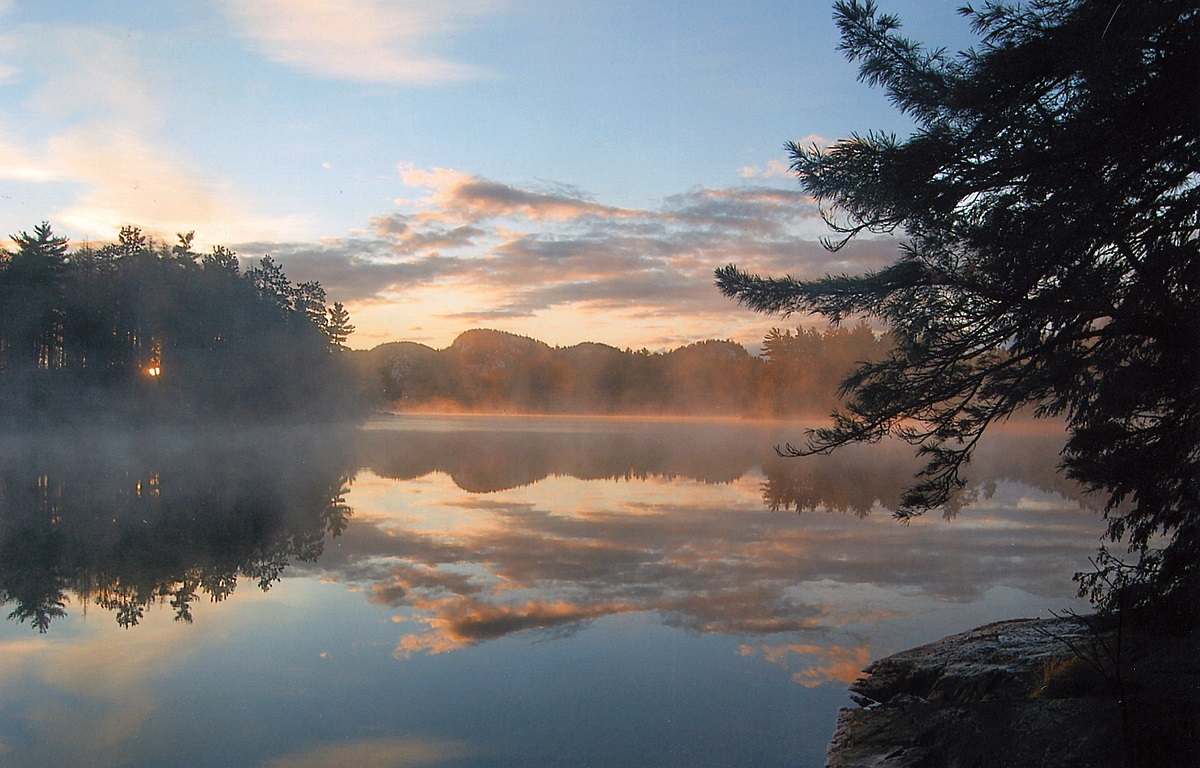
<box><xmin>0</xmin><ymin>0</ymin><xmax>973</xmax><ymax>349</ymax></box>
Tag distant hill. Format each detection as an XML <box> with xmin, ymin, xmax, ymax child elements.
<box><xmin>350</xmin><ymin>326</ymin><xmax>890</xmax><ymax>418</ymax></box>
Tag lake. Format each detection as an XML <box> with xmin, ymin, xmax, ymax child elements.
<box><xmin>0</xmin><ymin>414</ymin><xmax>1100</xmax><ymax>767</ymax></box>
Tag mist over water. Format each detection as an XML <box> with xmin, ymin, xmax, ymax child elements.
<box><xmin>0</xmin><ymin>415</ymin><xmax>1098</xmax><ymax>767</ymax></box>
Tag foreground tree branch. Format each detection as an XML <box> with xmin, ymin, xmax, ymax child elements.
<box><xmin>718</xmin><ymin>0</ymin><xmax>1200</xmax><ymax>616</ymax></box>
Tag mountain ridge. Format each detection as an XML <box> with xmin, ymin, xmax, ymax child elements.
<box><xmin>349</xmin><ymin>327</ymin><xmax>887</xmax><ymax>417</ymax></box>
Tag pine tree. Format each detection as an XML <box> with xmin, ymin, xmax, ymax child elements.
<box><xmin>326</xmin><ymin>302</ymin><xmax>355</xmax><ymax>350</ymax></box>
<box><xmin>717</xmin><ymin>0</ymin><xmax>1200</xmax><ymax>613</ymax></box>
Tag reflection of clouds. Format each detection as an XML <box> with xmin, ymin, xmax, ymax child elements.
<box><xmin>14</xmin><ymin>638</ymin><xmax>160</xmax><ymax>761</ymax></box>
<box><xmin>740</xmin><ymin>642</ymin><xmax>873</xmax><ymax>688</ymax></box>
<box><xmin>367</xmin><ymin>562</ymin><xmax>483</xmax><ymax>603</ymax></box>
<box><xmin>0</xmin><ymin>572</ymin><xmax>292</xmax><ymax>765</ymax></box>
<box><xmin>0</xmin><ymin>618</ymin><xmax>227</xmax><ymax>767</ymax></box>
<box><xmin>311</xmin><ymin>422</ymin><xmax>1100</xmax><ymax>664</ymax></box>
<box><xmin>356</xmin><ymin>417</ymin><xmax>790</xmax><ymax>492</ymax></box>
<box><xmin>395</xmin><ymin>598</ymin><xmax>639</xmax><ymax>658</ymax></box>
<box><xmin>260</xmin><ymin>737</ymin><xmax>474</xmax><ymax>768</ymax></box>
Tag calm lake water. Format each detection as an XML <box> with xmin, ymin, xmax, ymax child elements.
<box><xmin>0</xmin><ymin>414</ymin><xmax>1100</xmax><ymax>768</ymax></box>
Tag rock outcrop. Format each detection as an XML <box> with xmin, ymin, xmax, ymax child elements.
<box><xmin>826</xmin><ymin>616</ymin><xmax>1200</xmax><ymax>768</ymax></box>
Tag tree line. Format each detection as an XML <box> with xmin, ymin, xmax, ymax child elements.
<box><xmin>352</xmin><ymin>325</ymin><xmax>890</xmax><ymax>417</ymax></box>
<box><xmin>0</xmin><ymin>223</ymin><xmax>359</xmax><ymax>425</ymax></box>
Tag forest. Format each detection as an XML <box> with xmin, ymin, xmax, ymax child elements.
<box><xmin>352</xmin><ymin>324</ymin><xmax>890</xmax><ymax>417</ymax></box>
<box><xmin>0</xmin><ymin>223</ymin><xmax>359</xmax><ymax>426</ymax></box>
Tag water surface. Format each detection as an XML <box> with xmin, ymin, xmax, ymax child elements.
<box><xmin>0</xmin><ymin>415</ymin><xmax>1099</xmax><ymax>767</ymax></box>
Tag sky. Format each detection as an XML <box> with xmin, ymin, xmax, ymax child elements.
<box><xmin>0</xmin><ymin>0</ymin><xmax>975</xmax><ymax>351</ymax></box>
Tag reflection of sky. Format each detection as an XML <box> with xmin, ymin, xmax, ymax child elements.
<box><xmin>0</xmin><ymin>418</ymin><xmax>1101</xmax><ymax>768</ymax></box>
<box><xmin>320</xmin><ymin>466</ymin><xmax>1098</xmax><ymax>661</ymax></box>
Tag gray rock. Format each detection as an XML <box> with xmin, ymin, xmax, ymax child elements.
<box><xmin>826</xmin><ymin>616</ymin><xmax>1200</xmax><ymax>768</ymax></box>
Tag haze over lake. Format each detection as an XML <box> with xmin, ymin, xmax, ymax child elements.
<box><xmin>0</xmin><ymin>415</ymin><xmax>1098</xmax><ymax>768</ymax></box>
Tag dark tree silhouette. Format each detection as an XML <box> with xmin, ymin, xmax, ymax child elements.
<box><xmin>327</xmin><ymin>301</ymin><xmax>355</xmax><ymax>350</ymax></box>
<box><xmin>717</xmin><ymin>0</ymin><xmax>1200</xmax><ymax>613</ymax></box>
<box><xmin>0</xmin><ymin>224</ymin><xmax>361</xmax><ymax>425</ymax></box>
<box><xmin>0</xmin><ymin>223</ymin><xmax>70</xmax><ymax>377</ymax></box>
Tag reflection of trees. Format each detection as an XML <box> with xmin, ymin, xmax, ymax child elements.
<box><xmin>358</xmin><ymin>416</ymin><xmax>1086</xmax><ymax>510</ymax></box>
<box><xmin>0</xmin><ymin>426</ymin><xmax>354</xmax><ymax>631</ymax></box>
<box><xmin>762</xmin><ymin>423</ymin><xmax>1092</xmax><ymax>517</ymax></box>
<box><xmin>331</xmin><ymin>471</ymin><xmax>1098</xmax><ymax>657</ymax></box>
<box><xmin>333</xmin><ymin>418</ymin><xmax>1099</xmax><ymax>654</ymax></box>
<box><xmin>761</xmin><ymin>445</ymin><xmax>915</xmax><ymax>516</ymax></box>
<box><xmin>357</xmin><ymin>417</ymin><xmax>781</xmax><ymax>491</ymax></box>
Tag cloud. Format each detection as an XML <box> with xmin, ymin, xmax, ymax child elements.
<box><xmin>0</xmin><ymin>134</ymin><xmax>56</xmax><ymax>182</ymax></box>
<box><xmin>218</xmin><ymin>0</ymin><xmax>495</xmax><ymax>84</ymax></box>
<box><xmin>399</xmin><ymin>164</ymin><xmax>638</xmax><ymax>223</ymax></box>
<box><xmin>792</xmin><ymin>133</ymin><xmax>833</xmax><ymax>151</ymax></box>
<box><xmin>257</xmin><ymin>168</ymin><xmax>901</xmax><ymax>349</ymax></box>
<box><xmin>738</xmin><ymin>136</ymin><xmax>831</xmax><ymax>180</ymax></box>
<box><xmin>739</xmin><ymin>158</ymin><xmax>792</xmax><ymax>180</ymax></box>
<box><xmin>0</xmin><ymin>23</ymin><xmax>300</xmax><ymax>244</ymax></box>
<box><xmin>9</xmin><ymin>25</ymin><xmax>162</xmax><ymax>123</ymax></box>
<box><xmin>228</xmin><ymin>238</ymin><xmax>475</xmax><ymax>303</ymax></box>
<box><xmin>243</xmin><ymin>166</ymin><xmax>898</xmax><ymax>348</ymax></box>
<box><xmin>46</xmin><ymin>124</ymin><xmax>301</xmax><ymax>243</ymax></box>
<box><xmin>370</xmin><ymin>214</ymin><xmax>487</xmax><ymax>253</ymax></box>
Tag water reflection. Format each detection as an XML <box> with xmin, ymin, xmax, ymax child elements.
<box><xmin>358</xmin><ymin>414</ymin><xmax>1085</xmax><ymax>508</ymax></box>
<box><xmin>0</xmin><ymin>415</ymin><xmax>1102</xmax><ymax>768</ymax></box>
<box><xmin>0</xmin><ymin>426</ymin><xmax>354</xmax><ymax>631</ymax></box>
<box><xmin>0</xmin><ymin>416</ymin><xmax>1096</xmax><ymax>654</ymax></box>
<box><xmin>323</xmin><ymin>416</ymin><xmax>1099</xmax><ymax>671</ymax></box>
<box><xmin>356</xmin><ymin>415</ymin><xmax>773</xmax><ymax>490</ymax></box>
<box><xmin>761</xmin><ymin>422</ymin><xmax>1088</xmax><ymax>516</ymax></box>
